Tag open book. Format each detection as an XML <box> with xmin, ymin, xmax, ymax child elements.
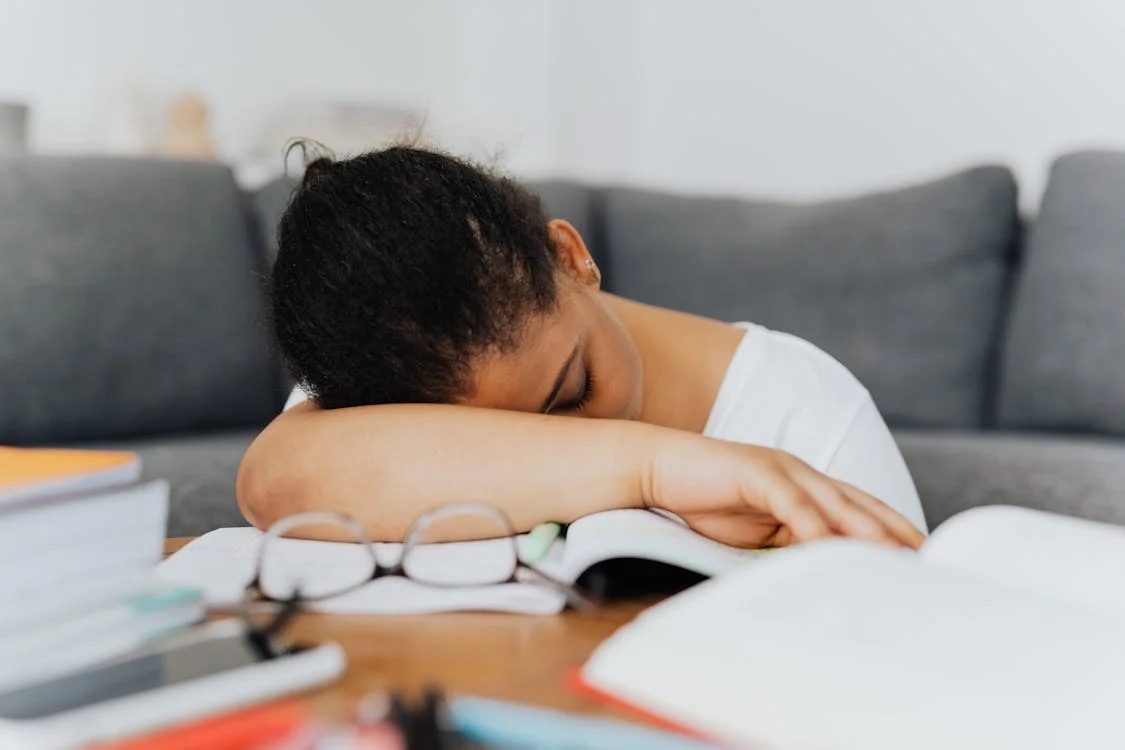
<box><xmin>158</xmin><ymin>509</ymin><xmax>764</xmax><ymax>615</ymax></box>
<box><xmin>577</xmin><ymin>505</ymin><xmax>1125</xmax><ymax>750</ymax></box>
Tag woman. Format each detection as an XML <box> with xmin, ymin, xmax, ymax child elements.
<box><xmin>238</xmin><ymin>145</ymin><xmax>927</xmax><ymax>550</ymax></box>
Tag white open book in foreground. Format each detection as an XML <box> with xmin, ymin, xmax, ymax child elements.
<box><xmin>577</xmin><ymin>505</ymin><xmax>1125</xmax><ymax>750</ymax></box>
<box><xmin>158</xmin><ymin>509</ymin><xmax>764</xmax><ymax>615</ymax></box>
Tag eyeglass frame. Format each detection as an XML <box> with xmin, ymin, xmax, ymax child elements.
<box><xmin>241</xmin><ymin>503</ymin><xmax>593</xmax><ymax>658</ymax></box>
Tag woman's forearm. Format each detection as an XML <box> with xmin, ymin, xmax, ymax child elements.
<box><xmin>238</xmin><ymin>401</ymin><xmax>926</xmax><ymax>549</ymax></box>
<box><xmin>237</xmin><ymin>403</ymin><xmax>656</xmax><ymax>540</ymax></box>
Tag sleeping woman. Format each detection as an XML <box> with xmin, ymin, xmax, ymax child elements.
<box><xmin>237</xmin><ymin>145</ymin><xmax>927</xmax><ymax>550</ymax></box>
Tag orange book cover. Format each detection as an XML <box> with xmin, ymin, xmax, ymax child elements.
<box><xmin>87</xmin><ymin>700</ymin><xmax>310</xmax><ymax>750</ymax></box>
<box><xmin>0</xmin><ymin>446</ymin><xmax>141</xmax><ymax>507</ymax></box>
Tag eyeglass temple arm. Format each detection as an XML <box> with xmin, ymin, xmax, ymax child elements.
<box><xmin>521</xmin><ymin>564</ymin><xmax>597</xmax><ymax>612</ymax></box>
<box><xmin>247</xmin><ymin>595</ymin><xmax>302</xmax><ymax>660</ymax></box>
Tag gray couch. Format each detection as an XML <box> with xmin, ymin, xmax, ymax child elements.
<box><xmin>3</xmin><ymin>152</ymin><xmax>1125</xmax><ymax>536</ymax></box>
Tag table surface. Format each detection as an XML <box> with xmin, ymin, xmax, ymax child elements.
<box><xmin>164</xmin><ymin>537</ymin><xmax>656</xmax><ymax>725</ymax></box>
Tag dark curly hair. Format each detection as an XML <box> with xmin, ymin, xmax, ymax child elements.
<box><xmin>270</xmin><ymin>145</ymin><xmax>560</xmax><ymax>409</ymax></box>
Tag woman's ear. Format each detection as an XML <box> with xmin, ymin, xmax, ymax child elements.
<box><xmin>548</xmin><ymin>219</ymin><xmax>601</xmax><ymax>288</ymax></box>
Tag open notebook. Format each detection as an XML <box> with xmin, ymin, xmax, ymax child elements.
<box><xmin>158</xmin><ymin>509</ymin><xmax>764</xmax><ymax>614</ymax></box>
<box><xmin>577</xmin><ymin>505</ymin><xmax>1125</xmax><ymax>750</ymax></box>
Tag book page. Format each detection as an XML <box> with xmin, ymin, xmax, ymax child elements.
<box><xmin>560</xmin><ymin>508</ymin><xmax>764</xmax><ymax>582</ymax></box>
<box><xmin>0</xmin><ymin>480</ymin><xmax>167</xmax><ymax>564</ymax></box>
<box><xmin>157</xmin><ymin>528</ymin><xmax>565</xmax><ymax>615</ymax></box>
<box><xmin>581</xmin><ymin>539</ymin><xmax>1125</xmax><ymax>750</ymax></box>
<box><xmin>922</xmin><ymin>505</ymin><xmax>1125</xmax><ymax>621</ymax></box>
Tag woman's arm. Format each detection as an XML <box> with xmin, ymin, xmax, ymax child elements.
<box><xmin>237</xmin><ymin>403</ymin><xmax>924</xmax><ymax>548</ymax></box>
<box><xmin>238</xmin><ymin>402</ymin><xmax>648</xmax><ymax>539</ymax></box>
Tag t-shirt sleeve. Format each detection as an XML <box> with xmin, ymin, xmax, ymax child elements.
<box><xmin>283</xmin><ymin>386</ymin><xmax>310</xmax><ymax>411</ymax></box>
<box><xmin>825</xmin><ymin>395</ymin><xmax>929</xmax><ymax>534</ymax></box>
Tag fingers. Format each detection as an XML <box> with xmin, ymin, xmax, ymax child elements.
<box><xmin>767</xmin><ymin>454</ymin><xmax>922</xmax><ymax>549</ymax></box>
<box><xmin>755</xmin><ymin>472</ymin><xmax>834</xmax><ymax>543</ymax></box>
<box><xmin>839</xmin><ymin>483</ymin><xmax>927</xmax><ymax>550</ymax></box>
<box><xmin>686</xmin><ymin>512</ymin><xmax>795</xmax><ymax>548</ymax></box>
<box><xmin>697</xmin><ymin>442</ymin><xmax>923</xmax><ymax>550</ymax></box>
<box><xmin>794</xmin><ymin>473</ymin><xmax>903</xmax><ymax>547</ymax></box>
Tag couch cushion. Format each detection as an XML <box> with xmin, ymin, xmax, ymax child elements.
<box><xmin>998</xmin><ymin>151</ymin><xmax>1125</xmax><ymax>434</ymax></box>
<box><xmin>0</xmin><ymin>157</ymin><xmax>280</xmax><ymax>443</ymax></box>
<box><xmin>252</xmin><ymin>175</ymin><xmax>297</xmax><ymax>266</ymax></box>
<box><xmin>600</xmin><ymin>167</ymin><xmax>1019</xmax><ymax>428</ymax></box>
<box><xmin>81</xmin><ymin>429</ymin><xmax>256</xmax><ymax>537</ymax></box>
<box><xmin>896</xmin><ymin>430</ymin><xmax>1125</xmax><ymax>529</ymax></box>
<box><xmin>252</xmin><ymin>176</ymin><xmax>301</xmax><ymax>396</ymax></box>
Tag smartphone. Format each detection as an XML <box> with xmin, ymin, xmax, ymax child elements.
<box><xmin>0</xmin><ymin>619</ymin><xmax>345</xmax><ymax>750</ymax></box>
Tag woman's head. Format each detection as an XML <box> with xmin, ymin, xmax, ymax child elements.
<box><xmin>271</xmin><ymin>145</ymin><xmax>642</xmax><ymax>419</ymax></box>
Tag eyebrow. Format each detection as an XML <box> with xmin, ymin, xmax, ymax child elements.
<box><xmin>540</xmin><ymin>344</ymin><xmax>580</xmax><ymax>414</ymax></box>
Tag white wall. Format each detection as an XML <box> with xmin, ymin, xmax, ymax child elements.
<box><xmin>0</xmin><ymin>0</ymin><xmax>459</xmax><ymax>156</ymax></box>
<box><xmin>541</xmin><ymin>0</ymin><xmax>1125</xmax><ymax>208</ymax></box>
<box><xmin>4</xmin><ymin>0</ymin><xmax>1125</xmax><ymax>207</ymax></box>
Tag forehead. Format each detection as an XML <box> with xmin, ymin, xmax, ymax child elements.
<box><xmin>463</xmin><ymin>308</ymin><xmax>580</xmax><ymax>412</ymax></box>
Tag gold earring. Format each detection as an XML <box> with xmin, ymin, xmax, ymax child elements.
<box><xmin>585</xmin><ymin>258</ymin><xmax>601</xmax><ymax>286</ymax></box>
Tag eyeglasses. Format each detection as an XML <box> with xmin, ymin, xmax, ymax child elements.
<box><xmin>240</xmin><ymin>503</ymin><xmax>592</xmax><ymax>658</ymax></box>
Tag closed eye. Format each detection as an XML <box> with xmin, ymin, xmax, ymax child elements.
<box><xmin>554</xmin><ymin>371</ymin><xmax>595</xmax><ymax>414</ymax></box>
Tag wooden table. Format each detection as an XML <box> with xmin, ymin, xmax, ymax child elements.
<box><xmin>164</xmin><ymin>538</ymin><xmax>657</xmax><ymax>724</ymax></box>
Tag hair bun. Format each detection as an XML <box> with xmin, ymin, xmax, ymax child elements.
<box><xmin>283</xmin><ymin>137</ymin><xmax>336</xmax><ymax>183</ymax></box>
<box><xmin>304</xmin><ymin>156</ymin><xmax>335</xmax><ymax>179</ymax></box>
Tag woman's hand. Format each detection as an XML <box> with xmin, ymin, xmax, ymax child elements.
<box><xmin>644</xmin><ymin>435</ymin><xmax>925</xmax><ymax>549</ymax></box>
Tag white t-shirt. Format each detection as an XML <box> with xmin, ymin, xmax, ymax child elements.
<box><xmin>283</xmin><ymin>322</ymin><xmax>927</xmax><ymax>533</ymax></box>
<box><xmin>703</xmin><ymin>323</ymin><xmax>926</xmax><ymax>532</ymax></box>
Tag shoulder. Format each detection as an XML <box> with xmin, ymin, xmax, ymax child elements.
<box><xmin>705</xmin><ymin>323</ymin><xmax>871</xmax><ymax>470</ymax></box>
<box><xmin>727</xmin><ymin>322</ymin><xmax>869</xmax><ymax>405</ymax></box>
<box><xmin>752</xmin><ymin>325</ymin><xmax>868</xmax><ymax>403</ymax></box>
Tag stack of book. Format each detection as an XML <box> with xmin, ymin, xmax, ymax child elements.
<box><xmin>0</xmin><ymin>447</ymin><xmax>204</xmax><ymax>692</ymax></box>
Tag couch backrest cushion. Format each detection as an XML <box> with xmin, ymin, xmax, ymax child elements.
<box><xmin>998</xmin><ymin>151</ymin><xmax>1125</xmax><ymax>434</ymax></box>
<box><xmin>252</xmin><ymin>175</ymin><xmax>297</xmax><ymax>266</ymax></box>
<box><xmin>0</xmin><ymin>157</ymin><xmax>280</xmax><ymax>443</ymax></box>
<box><xmin>599</xmin><ymin>167</ymin><xmax>1019</xmax><ymax>429</ymax></box>
<box><xmin>251</xmin><ymin>175</ymin><xmax>299</xmax><ymax>392</ymax></box>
